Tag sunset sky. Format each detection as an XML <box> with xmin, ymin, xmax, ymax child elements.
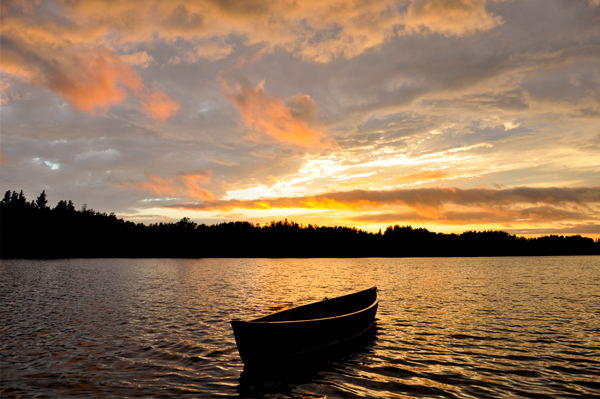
<box><xmin>2</xmin><ymin>0</ymin><xmax>599</xmax><ymax>238</ymax></box>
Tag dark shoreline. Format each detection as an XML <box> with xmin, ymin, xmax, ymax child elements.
<box><xmin>2</xmin><ymin>190</ymin><xmax>599</xmax><ymax>259</ymax></box>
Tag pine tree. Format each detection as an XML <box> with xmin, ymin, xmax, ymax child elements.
<box><xmin>2</xmin><ymin>190</ymin><xmax>11</xmax><ymax>205</ymax></box>
<box><xmin>35</xmin><ymin>190</ymin><xmax>48</xmax><ymax>210</ymax></box>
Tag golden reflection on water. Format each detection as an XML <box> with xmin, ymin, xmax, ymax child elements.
<box><xmin>1</xmin><ymin>257</ymin><xmax>599</xmax><ymax>398</ymax></box>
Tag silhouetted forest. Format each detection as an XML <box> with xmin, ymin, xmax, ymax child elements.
<box><xmin>2</xmin><ymin>190</ymin><xmax>599</xmax><ymax>258</ymax></box>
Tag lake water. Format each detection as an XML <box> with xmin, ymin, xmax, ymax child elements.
<box><xmin>1</xmin><ymin>257</ymin><xmax>599</xmax><ymax>398</ymax></box>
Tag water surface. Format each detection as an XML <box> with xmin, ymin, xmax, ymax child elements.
<box><xmin>1</xmin><ymin>257</ymin><xmax>599</xmax><ymax>398</ymax></box>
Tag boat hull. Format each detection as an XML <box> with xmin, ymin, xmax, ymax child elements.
<box><xmin>231</xmin><ymin>287</ymin><xmax>378</xmax><ymax>366</ymax></box>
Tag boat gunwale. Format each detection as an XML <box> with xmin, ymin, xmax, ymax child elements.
<box><xmin>237</xmin><ymin>287</ymin><xmax>378</xmax><ymax>325</ymax></box>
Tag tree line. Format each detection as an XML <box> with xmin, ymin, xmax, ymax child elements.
<box><xmin>1</xmin><ymin>190</ymin><xmax>599</xmax><ymax>258</ymax></box>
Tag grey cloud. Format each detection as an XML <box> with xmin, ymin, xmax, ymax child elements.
<box><xmin>297</xmin><ymin>1</ymin><xmax>600</xmax><ymax>121</ymax></box>
<box><xmin>422</xmin><ymin>90</ymin><xmax>529</xmax><ymax>112</ymax></box>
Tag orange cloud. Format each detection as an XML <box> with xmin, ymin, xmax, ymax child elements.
<box><xmin>404</xmin><ymin>0</ymin><xmax>502</xmax><ymax>37</ymax></box>
<box><xmin>116</xmin><ymin>170</ymin><xmax>214</xmax><ymax>200</ymax></box>
<box><xmin>1</xmin><ymin>34</ymin><xmax>179</xmax><ymax>121</ymax></box>
<box><xmin>56</xmin><ymin>1</ymin><xmax>404</xmax><ymax>63</ymax></box>
<box><xmin>49</xmin><ymin>51</ymin><xmax>144</xmax><ymax>114</ymax></box>
<box><xmin>178</xmin><ymin>170</ymin><xmax>213</xmax><ymax>199</ymax></box>
<box><xmin>0</xmin><ymin>1</ymin><xmax>424</xmax><ymax>66</ymax></box>
<box><xmin>2</xmin><ymin>0</ymin><xmax>504</xmax><ymax>75</ymax></box>
<box><xmin>140</xmin><ymin>86</ymin><xmax>181</xmax><ymax>124</ymax></box>
<box><xmin>163</xmin><ymin>186</ymin><xmax>600</xmax><ymax>221</ymax></box>
<box><xmin>226</xmin><ymin>79</ymin><xmax>332</xmax><ymax>147</ymax></box>
<box><xmin>125</xmin><ymin>173</ymin><xmax>178</xmax><ymax>197</ymax></box>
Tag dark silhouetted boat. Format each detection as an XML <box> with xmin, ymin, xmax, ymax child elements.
<box><xmin>231</xmin><ymin>287</ymin><xmax>378</xmax><ymax>366</ymax></box>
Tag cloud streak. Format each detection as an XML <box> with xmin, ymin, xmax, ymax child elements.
<box><xmin>115</xmin><ymin>170</ymin><xmax>213</xmax><ymax>200</ymax></box>
<box><xmin>350</xmin><ymin>206</ymin><xmax>597</xmax><ymax>225</ymax></box>
<box><xmin>157</xmin><ymin>186</ymin><xmax>600</xmax><ymax>233</ymax></box>
<box><xmin>165</xmin><ymin>186</ymin><xmax>600</xmax><ymax>209</ymax></box>
<box><xmin>163</xmin><ymin>186</ymin><xmax>600</xmax><ymax>221</ymax></box>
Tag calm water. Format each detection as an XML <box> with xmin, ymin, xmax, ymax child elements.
<box><xmin>1</xmin><ymin>257</ymin><xmax>599</xmax><ymax>398</ymax></box>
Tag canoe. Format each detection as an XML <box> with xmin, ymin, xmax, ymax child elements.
<box><xmin>230</xmin><ymin>287</ymin><xmax>378</xmax><ymax>366</ymax></box>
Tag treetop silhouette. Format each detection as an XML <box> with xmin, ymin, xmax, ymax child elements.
<box><xmin>1</xmin><ymin>190</ymin><xmax>598</xmax><ymax>259</ymax></box>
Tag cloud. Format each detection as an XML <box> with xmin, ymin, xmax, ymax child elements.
<box><xmin>159</xmin><ymin>186</ymin><xmax>600</xmax><ymax>232</ymax></box>
<box><xmin>210</xmin><ymin>157</ymin><xmax>239</xmax><ymax>166</ymax></box>
<box><xmin>288</xmin><ymin>94</ymin><xmax>319</xmax><ymax>122</ymax></box>
<box><xmin>115</xmin><ymin>170</ymin><xmax>214</xmax><ymax>200</ymax></box>
<box><xmin>1</xmin><ymin>0</ymin><xmax>501</xmax><ymax>68</ymax></box>
<box><xmin>388</xmin><ymin>169</ymin><xmax>453</xmax><ymax>185</ymax></box>
<box><xmin>2</xmin><ymin>0</ymin><xmax>599</xmax><ymax>240</ymax></box>
<box><xmin>163</xmin><ymin>186</ymin><xmax>600</xmax><ymax>214</ymax></box>
<box><xmin>177</xmin><ymin>170</ymin><xmax>213</xmax><ymax>199</ymax></box>
<box><xmin>168</xmin><ymin>42</ymin><xmax>234</xmax><ymax>64</ymax></box>
<box><xmin>121</xmin><ymin>51</ymin><xmax>154</xmax><ymax>68</ymax></box>
<box><xmin>225</xmin><ymin>79</ymin><xmax>332</xmax><ymax>148</ymax></box>
<box><xmin>350</xmin><ymin>206</ymin><xmax>597</xmax><ymax>225</ymax></box>
<box><xmin>404</xmin><ymin>0</ymin><xmax>503</xmax><ymax>37</ymax></box>
<box><xmin>47</xmin><ymin>51</ymin><xmax>142</xmax><ymax>114</ymax></box>
<box><xmin>506</xmin><ymin>224</ymin><xmax>600</xmax><ymax>236</ymax></box>
<box><xmin>140</xmin><ymin>85</ymin><xmax>181</xmax><ymax>124</ymax></box>
<box><xmin>1</xmin><ymin>35</ymin><xmax>179</xmax><ymax>121</ymax></box>
<box><xmin>0</xmin><ymin>1</ymin><xmax>394</xmax><ymax>65</ymax></box>
<box><xmin>0</xmin><ymin>78</ymin><xmax>14</xmax><ymax>105</ymax></box>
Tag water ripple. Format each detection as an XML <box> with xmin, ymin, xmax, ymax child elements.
<box><xmin>1</xmin><ymin>257</ymin><xmax>599</xmax><ymax>398</ymax></box>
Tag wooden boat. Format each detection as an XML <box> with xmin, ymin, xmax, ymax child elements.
<box><xmin>230</xmin><ymin>287</ymin><xmax>378</xmax><ymax>366</ymax></box>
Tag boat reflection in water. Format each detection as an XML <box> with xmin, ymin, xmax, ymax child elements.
<box><xmin>231</xmin><ymin>287</ymin><xmax>378</xmax><ymax>366</ymax></box>
<box><xmin>237</xmin><ymin>323</ymin><xmax>379</xmax><ymax>398</ymax></box>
